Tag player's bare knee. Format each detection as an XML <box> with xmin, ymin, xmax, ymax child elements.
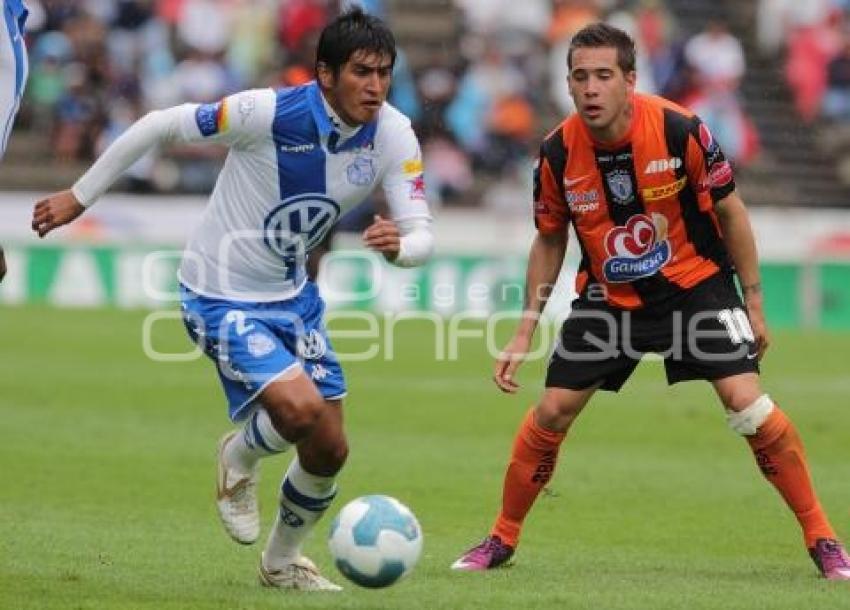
<box><xmin>718</xmin><ymin>386</ymin><xmax>763</xmax><ymax>413</ymax></box>
<box><xmin>726</xmin><ymin>394</ymin><xmax>774</xmax><ymax>436</ymax></box>
<box><xmin>301</xmin><ymin>438</ymin><xmax>348</xmax><ymax>477</ymax></box>
<box><xmin>536</xmin><ymin>393</ymin><xmax>582</xmax><ymax>431</ymax></box>
<box><xmin>262</xmin><ymin>393</ymin><xmax>324</xmax><ymax>442</ymax></box>
<box><xmin>285</xmin><ymin>396</ymin><xmax>325</xmax><ymax>438</ymax></box>
<box><xmin>714</xmin><ymin>374</ymin><xmax>764</xmax><ymax>412</ymax></box>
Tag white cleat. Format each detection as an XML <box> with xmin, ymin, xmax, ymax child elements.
<box><xmin>216</xmin><ymin>431</ymin><xmax>260</xmax><ymax>545</ymax></box>
<box><xmin>258</xmin><ymin>553</ymin><xmax>343</xmax><ymax>592</ymax></box>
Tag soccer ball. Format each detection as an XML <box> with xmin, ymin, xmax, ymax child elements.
<box><xmin>328</xmin><ymin>495</ymin><xmax>423</xmax><ymax>588</ymax></box>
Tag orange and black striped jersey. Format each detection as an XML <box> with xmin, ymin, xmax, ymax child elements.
<box><xmin>534</xmin><ymin>93</ymin><xmax>736</xmax><ymax>310</ymax></box>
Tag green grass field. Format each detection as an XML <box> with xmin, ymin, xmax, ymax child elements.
<box><xmin>1</xmin><ymin>305</ymin><xmax>849</xmax><ymax>609</ymax></box>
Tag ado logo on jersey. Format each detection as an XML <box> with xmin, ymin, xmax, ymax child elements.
<box><xmin>602</xmin><ymin>213</ymin><xmax>671</xmax><ymax>283</ymax></box>
<box><xmin>263</xmin><ymin>193</ymin><xmax>340</xmax><ymax>258</ymax></box>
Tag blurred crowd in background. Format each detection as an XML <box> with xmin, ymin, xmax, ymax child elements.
<box><xmin>759</xmin><ymin>0</ymin><xmax>850</xmax><ymax>123</ymax></box>
<box><xmin>8</xmin><ymin>0</ymin><xmax>850</xmax><ymax>212</ymax></box>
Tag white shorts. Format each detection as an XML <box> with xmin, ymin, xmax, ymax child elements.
<box><xmin>1</xmin><ymin>0</ymin><xmax>29</xmax><ymax>160</ymax></box>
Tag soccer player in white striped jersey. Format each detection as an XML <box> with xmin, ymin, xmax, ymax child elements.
<box><xmin>1</xmin><ymin>0</ymin><xmax>28</xmax><ymax>160</ymax></box>
<box><xmin>1</xmin><ymin>0</ymin><xmax>28</xmax><ymax>285</ymax></box>
<box><xmin>31</xmin><ymin>7</ymin><xmax>433</xmax><ymax>591</ymax></box>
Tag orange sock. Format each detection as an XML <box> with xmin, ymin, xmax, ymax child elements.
<box><xmin>746</xmin><ymin>407</ymin><xmax>835</xmax><ymax>548</ymax></box>
<box><xmin>491</xmin><ymin>409</ymin><xmax>566</xmax><ymax>548</ymax></box>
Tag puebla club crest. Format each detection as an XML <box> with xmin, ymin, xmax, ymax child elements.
<box><xmin>346</xmin><ymin>156</ymin><xmax>376</xmax><ymax>186</ymax></box>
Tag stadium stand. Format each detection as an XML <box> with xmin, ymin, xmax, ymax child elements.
<box><xmin>3</xmin><ymin>0</ymin><xmax>850</xmax><ymax>208</ymax></box>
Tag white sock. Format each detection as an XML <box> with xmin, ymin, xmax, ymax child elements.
<box><xmin>224</xmin><ymin>408</ymin><xmax>291</xmax><ymax>474</ymax></box>
<box><xmin>263</xmin><ymin>457</ymin><xmax>337</xmax><ymax>569</ymax></box>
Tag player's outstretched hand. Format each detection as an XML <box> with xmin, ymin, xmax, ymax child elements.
<box><xmin>493</xmin><ymin>334</ymin><xmax>533</xmax><ymax>394</ymax></box>
<box><xmin>32</xmin><ymin>190</ymin><xmax>85</xmax><ymax>238</ymax></box>
<box><xmin>363</xmin><ymin>214</ymin><xmax>400</xmax><ymax>260</ymax></box>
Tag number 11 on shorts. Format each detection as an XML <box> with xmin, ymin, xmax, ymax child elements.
<box><xmin>717</xmin><ymin>307</ymin><xmax>755</xmax><ymax>344</ymax></box>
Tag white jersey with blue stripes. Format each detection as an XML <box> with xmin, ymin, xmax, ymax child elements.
<box><xmin>174</xmin><ymin>82</ymin><xmax>430</xmax><ymax>301</ymax></box>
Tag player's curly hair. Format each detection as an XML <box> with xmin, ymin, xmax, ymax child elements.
<box><xmin>568</xmin><ymin>23</ymin><xmax>636</xmax><ymax>74</ymax></box>
<box><xmin>316</xmin><ymin>6</ymin><xmax>397</xmax><ymax>77</ymax></box>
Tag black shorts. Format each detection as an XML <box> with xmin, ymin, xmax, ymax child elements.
<box><xmin>546</xmin><ymin>272</ymin><xmax>759</xmax><ymax>392</ymax></box>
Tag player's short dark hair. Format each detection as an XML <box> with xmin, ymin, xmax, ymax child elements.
<box><xmin>567</xmin><ymin>23</ymin><xmax>636</xmax><ymax>74</ymax></box>
<box><xmin>316</xmin><ymin>6</ymin><xmax>397</xmax><ymax>77</ymax></box>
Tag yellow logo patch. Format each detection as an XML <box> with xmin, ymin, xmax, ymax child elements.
<box><xmin>402</xmin><ymin>159</ymin><xmax>423</xmax><ymax>175</ymax></box>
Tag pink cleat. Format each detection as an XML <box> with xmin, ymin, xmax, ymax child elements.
<box><xmin>809</xmin><ymin>539</ymin><xmax>850</xmax><ymax>580</ymax></box>
<box><xmin>450</xmin><ymin>535</ymin><xmax>515</xmax><ymax>571</ymax></box>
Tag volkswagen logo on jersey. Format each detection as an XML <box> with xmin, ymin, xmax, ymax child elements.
<box><xmin>606</xmin><ymin>169</ymin><xmax>635</xmax><ymax>205</ymax></box>
<box><xmin>602</xmin><ymin>213</ymin><xmax>671</xmax><ymax>283</ymax></box>
<box><xmin>263</xmin><ymin>193</ymin><xmax>340</xmax><ymax>258</ymax></box>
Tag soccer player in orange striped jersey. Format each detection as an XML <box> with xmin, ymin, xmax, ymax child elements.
<box><xmin>451</xmin><ymin>22</ymin><xmax>850</xmax><ymax>580</ymax></box>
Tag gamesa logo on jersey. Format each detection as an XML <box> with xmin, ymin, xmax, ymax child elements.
<box><xmin>644</xmin><ymin>157</ymin><xmax>682</xmax><ymax>174</ymax></box>
<box><xmin>264</xmin><ymin>194</ymin><xmax>340</xmax><ymax>258</ymax></box>
<box><xmin>602</xmin><ymin>213</ymin><xmax>671</xmax><ymax>283</ymax></box>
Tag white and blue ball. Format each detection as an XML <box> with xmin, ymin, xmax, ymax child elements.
<box><xmin>328</xmin><ymin>495</ymin><xmax>423</xmax><ymax>588</ymax></box>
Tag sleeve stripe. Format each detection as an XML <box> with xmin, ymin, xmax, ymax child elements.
<box><xmin>541</xmin><ymin>126</ymin><xmax>567</xmax><ymax>202</ymax></box>
<box><xmin>217</xmin><ymin>99</ymin><xmax>228</xmax><ymax>133</ymax></box>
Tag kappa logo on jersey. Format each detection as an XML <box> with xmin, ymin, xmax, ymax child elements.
<box><xmin>310</xmin><ymin>363</ymin><xmax>329</xmax><ymax>381</ymax></box>
<box><xmin>644</xmin><ymin>157</ymin><xmax>682</xmax><ymax>174</ymax></box>
<box><xmin>263</xmin><ymin>194</ymin><xmax>340</xmax><ymax>258</ymax></box>
<box><xmin>602</xmin><ymin>213</ymin><xmax>671</xmax><ymax>283</ymax></box>
<box><xmin>279</xmin><ymin>143</ymin><xmax>316</xmax><ymax>153</ymax></box>
<box><xmin>346</xmin><ymin>155</ymin><xmax>376</xmax><ymax>186</ymax></box>
<box><xmin>606</xmin><ymin>169</ymin><xmax>635</xmax><ymax>205</ymax></box>
<box><xmin>196</xmin><ymin>100</ymin><xmax>228</xmax><ymax>137</ymax></box>
<box><xmin>297</xmin><ymin>329</ymin><xmax>327</xmax><ymax>360</ymax></box>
